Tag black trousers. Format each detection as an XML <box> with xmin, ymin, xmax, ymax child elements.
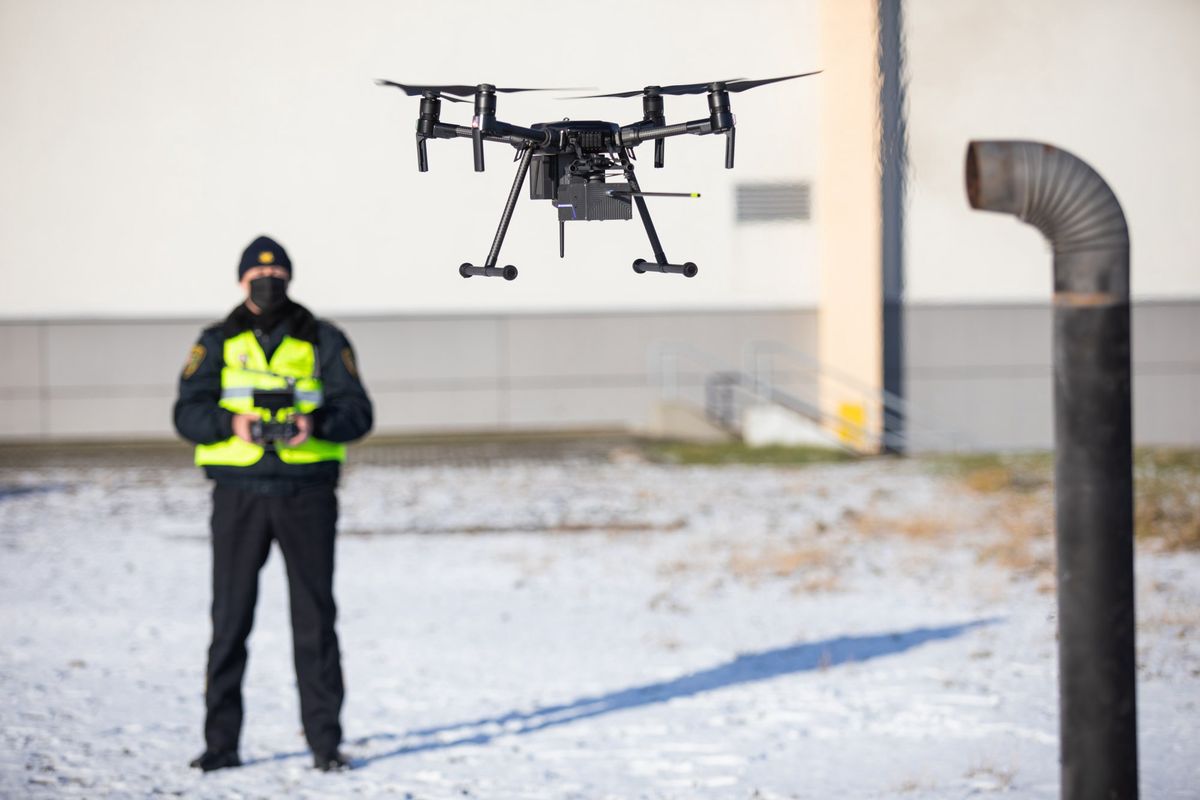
<box><xmin>204</xmin><ymin>482</ymin><xmax>344</xmax><ymax>756</ymax></box>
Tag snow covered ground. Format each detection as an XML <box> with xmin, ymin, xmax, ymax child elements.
<box><xmin>0</xmin><ymin>454</ymin><xmax>1197</xmax><ymax>798</ymax></box>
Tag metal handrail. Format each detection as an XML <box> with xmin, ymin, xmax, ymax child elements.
<box><xmin>651</xmin><ymin>341</ymin><xmax>969</xmax><ymax>452</ymax></box>
<box><xmin>742</xmin><ymin>340</ymin><xmax>911</xmax><ymax>418</ymax></box>
<box><xmin>743</xmin><ymin>341</ymin><xmax>968</xmax><ymax>451</ymax></box>
<box><xmin>648</xmin><ymin>342</ymin><xmax>737</xmax><ymax>400</ymax></box>
<box><xmin>705</xmin><ymin>371</ymin><xmax>872</xmax><ymax>452</ymax></box>
<box><xmin>652</xmin><ymin>342</ymin><xmax>880</xmax><ymax>448</ymax></box>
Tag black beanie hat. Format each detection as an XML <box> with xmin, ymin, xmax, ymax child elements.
<box><xmin>238</xmin><ymin>235</ymin><xmax>292</xmax><ymax>279</ymax></box>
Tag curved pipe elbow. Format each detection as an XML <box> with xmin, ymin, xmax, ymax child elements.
<box><xmin>966</xmin><ymin>140</ymin><xmax>1129</xmax><ymax>299</ymax></box>
<box><xmin>966</xmin><ymin>141</ymin><xmax>1129</xmax><ymax>253</ymax></box>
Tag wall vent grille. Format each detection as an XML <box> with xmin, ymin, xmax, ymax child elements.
<box><xmin>735</xmin><ymin>181</ymin><xmax>811</xmax><ymax>223</ymax></box>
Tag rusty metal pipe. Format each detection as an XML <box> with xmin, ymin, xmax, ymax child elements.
<box><xmin>965</xmin><ymin>140</ymin><xmax>1136</xmax><ymax>800</ymax></box>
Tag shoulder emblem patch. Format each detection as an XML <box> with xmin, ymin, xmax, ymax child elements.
<box><xmin>182</xmin><ymin>344</ymin><xmax>206</xmax><ymax>379</ymax></box>
<box><xmin>341</xmin><ymin>347</ymin><xmax>359</xmax><ymax>379</ymax></box>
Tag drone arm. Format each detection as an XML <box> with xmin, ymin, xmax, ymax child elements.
<box><xmin>471</xmin><ymin>120</ymin><xmax>550</xmax><ymax>170</ymax></box>
<box><xmin>617</xmin><ymin>117</ymin><xmax>716</xmax><ymax>146</ymax></box>
<box><xmin>620</xmin><ymin>113</ymin><xmax>736</xmax><ymax>171</ymax></box>
<box><xmin>413</xmin><ymin>122</ymin><xmax>472</xmax><ymax>172</ymax></box>
<box><xmin>483</xmin><ymin>120</ymin><xmax>551</xmax><ymax>148</ymax></box>
<box><xmin>431</xmin><ymin>122</ymin><xmax>472</xmax><ymax>139</ymax></box>
<box><xmin>417</xmin><ymin>120</ymin><xmax>545</xmax><ymax>172</ymax></box>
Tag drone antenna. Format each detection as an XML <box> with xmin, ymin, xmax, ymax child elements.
<box><xmin>606</xmin><ymin>190</ymin><xmax>702</xmax><ymax>199</ymax></box>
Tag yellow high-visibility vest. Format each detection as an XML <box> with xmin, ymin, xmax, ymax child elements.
<box><xmin>194</xmin><ymin>331</ymin><xmax>346</xmax><ymax>467</ymax></box>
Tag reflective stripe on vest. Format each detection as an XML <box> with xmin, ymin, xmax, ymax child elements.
<box><xmin>194</xmin><ymin>331</ymin><xmax>346</xmax><ymax>467</ymax></box>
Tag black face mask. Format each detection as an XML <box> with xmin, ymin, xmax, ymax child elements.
<box><xmin>249</xmin><ymin>276</ymin><xmax>289</xmax><ymax>314</ymax></box>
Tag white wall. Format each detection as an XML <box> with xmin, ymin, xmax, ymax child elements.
<box><xmin>905</xmin><ymin>0</ymin><xmax>1200</xmax><ymax>302</ymax></box>
<box><xmin>0</xmin><ymin>310</ymin><xmax>820</xmax><ymax>440</ymax></box>
<box><xmin>0</xmin><ymin>0</ymin><xmax>820</xmax><ymax>319</ymax></box>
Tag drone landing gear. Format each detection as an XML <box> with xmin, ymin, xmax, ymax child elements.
<box><xmin>459</xmin><ymin>263</ymin><xmax>517</xmax><ymax>280</ymax></box>
<box><xmin>633</xmin><ymin>258</ymin><xmax>698</xmax><ymax>277</ymax></box>
<box><xmin>460</xmin><ymin>146</ymin><xmax>533</xmax><ymax>281</ymax></box>
<box><xmin>621</xmin><ymin>153</ymin><xmax>698</xmax><ymax>278</ymax></box>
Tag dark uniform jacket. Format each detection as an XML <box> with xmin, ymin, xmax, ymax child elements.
<box><xmin>173</xmin><ymin>300</ymin><xmax>373</xmax><ymax>494</ymax></box>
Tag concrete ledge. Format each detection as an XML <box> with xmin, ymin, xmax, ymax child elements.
<box><xmin>648</xmin><ymin>402</ymin><xmax>733</xmax><ymax>443</ymax></box>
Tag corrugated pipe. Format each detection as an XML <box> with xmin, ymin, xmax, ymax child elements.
<box><xmin>965</xmin><ymin>141</ymin><xmax>1136</xmax><ymax>800</ymax></box>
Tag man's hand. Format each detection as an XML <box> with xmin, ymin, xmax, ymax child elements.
<box><xmin>285</xmin><ymin>415</ymin><xmax>312</xmax><ymax>447</ymax></box>
<box><xmin>232</xmin><ymin>413</ymin><xmax>261</xmax><ymax>443</ymax></box>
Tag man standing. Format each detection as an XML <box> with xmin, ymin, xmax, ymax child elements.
<box><xmin>174</xmin><ymin>235</ymin><xmax>373</xmax><ymax>772</ymax></box>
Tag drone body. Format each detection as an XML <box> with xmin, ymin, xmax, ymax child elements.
<box><xmin>379</xmin><ymin>75</ymin><xmax>819</xmax><ymax>281</ymax></box>
<box><xmin>529</xmin><ymin>121</ymin><xmax>632</xmax><ymax>225</ymax></box>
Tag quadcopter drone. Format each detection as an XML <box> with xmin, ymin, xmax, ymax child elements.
<box><xmin>377</xmin><ymin>73</ymin><xmax>819</xmax><ymax>280</ymax></box>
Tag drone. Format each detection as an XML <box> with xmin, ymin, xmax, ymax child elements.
<box><xmin>377</xmin><ymin>73</ymin><xmax>820</xmax><ymax>280</ymax></box>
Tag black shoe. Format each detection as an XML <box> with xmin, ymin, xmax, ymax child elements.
<box><xmin>189</xmin><ymin>750</ymin><xmax>241</xmax><ymax>772</ymax></box>
<box><xmin>313</xmin><ymin>751</ymin><xmax>351</xmax><ymax>772</ymax></box>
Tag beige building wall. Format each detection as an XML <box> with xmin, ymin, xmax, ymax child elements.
<box><xmin>905</xmin><ymin>0</ymin><xmax>1200</xmax><ymax>303</ymax></box>
<box><xmin>814</xmin><ymin>0</ymin><xmax>1200</xmax><ymax>450</ymax></box>
<box><xmin>816</xmin><ymin>0</ymin><xmax>882</xmax><ymax>449</ymax></box>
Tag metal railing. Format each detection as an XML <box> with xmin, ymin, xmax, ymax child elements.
<box><xmin>743</xmin><ymin>341</ymin><xmax>967</xmax><ymax>452</ymax></box>
<box><xmin>649</xmin><ymin>341</ymin><xmax>968</xmax><ymax>453</ymax></box>
<box><xmin>703</xmin><ymin>371</ymin><xmax>868</xmax><ymax>451</ymax></box>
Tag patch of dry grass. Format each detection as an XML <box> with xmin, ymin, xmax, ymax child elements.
<box><xmin>791</xmin><ymin>572</ymin><xmax>842</xmax><ymax>594</ymax></box>
<box><xmin>850</xmin><ymin>510</ymin><xmax>960</xmax><ymax>540</ymax></box>
<box><xmin>893</xmin><ymin>778</ymin><xmax>933</xmax><ymax>794</ymax></box>
<box><xmin>643</xmin><ymin>441</ymin><xmax>855</xmax><ymax>466</ymax></box>
<box><xmin>931</xmin><ymin>448</ymin><xmax>1200</xmax><ymax>553</ymax></box>
<box><xmin>655</xmin><ymin>558</ymin><xmax>698</xmax><ymax>578</ymax></box>
<box><xmin>728</xmin><ymin>543</ymin><xmax>833</xmax><ymax>579</ymax></box>
<box><xmin>975</xmin><ymin>499</ymin><xmax>1054</xmax><ymax>582</ymax></box>
<box><xmin>1134</xmin><ymin>449</ymin><xmax>1200</xmax><ymax>551</ymax></box>
<box><xmin>1137</xmin><ymin>607</ymin><xmax>1200</xmax><ymax>634</ymax></box>
<box><xmin>964</xmin><ymin>762</ymin><xmax>1017</xmax><ymax>791</ymax></box>
<box><xmin>931</xmin><ymin>452</ymin><xmax>1053</xmax><ymax>495</ymax></box>
<box><xmin>852</xmin><ymin>457</ymin><xmax>1059</xmax><ymax>584</ymax></box>
<box><xmin>725</xmin><ymin>542</ymin><xmax>842</xmax><ymax>593</ymax></box>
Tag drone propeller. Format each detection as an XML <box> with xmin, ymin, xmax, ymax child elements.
<box><xmin>569</xmin><ymin>73</ymin><xmax>818</xmax><ymax>169</ymax></box>
<box><xmin>381</xmin><ymin>80</ymin><xmax>588</xmax><ymax>173</ymax></box>
<box><xmin>723</xmin><ymin>71</ymin><xmax>822</xmax><ymax>92</ymax></box>
<box><xmin>376</xmin><ymin>80</ymin><xmax>470</xmax><ymax>102</ymax></box>
<box><xmin>375</xmin><ymin>80</ymin><xmax>582</xmax><ymax>98</ymax></box>
<box><xmin>569</xmin><ymin>72</ymin><xmax>820</xmax><ymax>99</ymax></box>
<box><xmin>569</xmin><ymin>79</ymin><xmax>743</xmax><ymax>100</ymax></box>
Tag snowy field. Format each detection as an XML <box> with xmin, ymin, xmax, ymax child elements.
<box><xmin>1</xmin><ymin>453</ymin><xmax>1197</xmax><ymax>798</ymax></box>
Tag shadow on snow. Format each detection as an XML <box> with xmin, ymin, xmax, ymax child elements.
<box><xmin>251</xmin><ymin>618</ymin><xmax>995</xmax><ymax>768</ymax></box>
<box><xmin>0</xmin><ymin>483</ymin><xmax>70</xmax><ymax>502</ymax></box>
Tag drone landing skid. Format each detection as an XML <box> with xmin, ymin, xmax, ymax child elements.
<box><xmin>622</xmin><ymin>150</ymin><xmax>698</xmax><ymax>279</ymax></box>
<box><xmin>460</xmin><ymin>263</ymin><xmax>518</xmax><ymax>280</ymax></box>
<box><xmin>633</xmin><ymin>259</ymin><xmax>698</xmax><ymax>277</ymax></box>
<box><xmin>460</xmin><ymin>146</ymin><xmax>533</xmax><ymax>281</ymax></box>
